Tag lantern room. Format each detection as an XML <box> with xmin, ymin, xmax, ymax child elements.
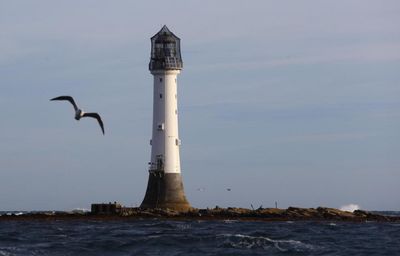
<box><xmin>149</xmin><ymin>25</ymin><xmax>183</xmax><ymax>71</ymax></box>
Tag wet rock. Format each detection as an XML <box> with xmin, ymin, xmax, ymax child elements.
<box><xmin>285</xmin><ymin>207</ymin><xmax>319</xmax><ymax>219</ymax></box>
<box><xmin>222</xmin><ymin>207</ymin><xmax>252</xmax><ymax>217</ymax></box>
<box><xmin>2</xmin><ymin>206</ymin><xmax>399</xmax><ymax>222</ymax></box>
<box><xmin>353</xmin><ymin>209</ymin><xmax>368</xmax><ymax>217</ymax></box>
<box><xmin>316</xmin><ymin>207</ymin><xmax>353</xmax><ymax>220</ymax></box>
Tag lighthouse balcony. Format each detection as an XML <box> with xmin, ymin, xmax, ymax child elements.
<box><xmin>149</xmin><ymin>58</ymin><xmax>183</xmax><ymax>70</ymax></box>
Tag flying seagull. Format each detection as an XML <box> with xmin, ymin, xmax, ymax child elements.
<box><xmin>50</xmin><ymin>96</ymin><xmax>105</xmax><ymax>135</ymax></box>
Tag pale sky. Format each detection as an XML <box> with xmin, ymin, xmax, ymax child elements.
<box><xmin>0</xmin><ymin>0</ymin><xmax>399</xmax><ymax>211</ymax></box>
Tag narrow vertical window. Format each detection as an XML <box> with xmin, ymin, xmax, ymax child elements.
<box><xmin>160</xmin><ymin>94</ymin><xmax>163</xmax><ymax>99</ymax></box>
<box><xmin>159</xmin><ymin>78</ymin><xmax>163</xmax><ymax>82</ymax></box>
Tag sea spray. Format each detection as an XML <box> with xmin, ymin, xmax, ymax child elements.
<box><xmin>340</xmin><ymin>204</ymin><xmax>360</xmax><ymax>212</ymax></box>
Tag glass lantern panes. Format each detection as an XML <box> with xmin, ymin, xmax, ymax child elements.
<box><xmin>149</xmin><ymin>26</ymin><xmax>183</xmax><ymax>71</ymax></box>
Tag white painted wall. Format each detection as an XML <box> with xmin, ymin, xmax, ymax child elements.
<box><xmin>150</xmin><ymin>70</ymin><xmax>181</xmax><ymax>173</ymax></box>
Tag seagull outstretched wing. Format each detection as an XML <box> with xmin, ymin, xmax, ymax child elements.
<box><xmin>50</xmin><ymin>96</ymin><xmax>78</xmax><ymax>111</ymax></box>
<box><xmin>82</xmin><ymin>112</ymin><xmax>105</xmax><ymax>135</ymax></box>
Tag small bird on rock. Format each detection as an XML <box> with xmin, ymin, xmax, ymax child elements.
<box><xmin>50</xmin><ymin>96</ymin><xmax>104</xmax><ymax>135</ymax></box>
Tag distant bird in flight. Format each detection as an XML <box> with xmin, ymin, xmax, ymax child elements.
<box><xmin>226</xmin><ymin>188</ymin><xmax>231</xmax><ymax>191</ymax></box>
<box><xmin>50</xmin><ymin>96</ymin><xmax>105</xmax><ymax>135</ymax></box>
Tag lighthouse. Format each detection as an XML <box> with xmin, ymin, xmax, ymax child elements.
<box><xmin>140</xmin><ymin>26</ymin><xmax>191</xmax><ymax>211</ymax></box>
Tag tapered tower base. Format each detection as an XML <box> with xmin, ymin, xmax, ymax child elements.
<box><xmin>140</xmin><ymin>172</ymin><xmax>191</xmax><ymax>212</ymax></box>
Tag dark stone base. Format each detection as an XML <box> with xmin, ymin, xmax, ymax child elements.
<box><xmin>140</xmin><ymin>172</ymin><xmax>191</xmax><ymax>212</ymax></box>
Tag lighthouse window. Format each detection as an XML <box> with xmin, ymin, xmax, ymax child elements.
<box><xmin>159</xmin><ymin>93</ymin><xmax>163</xmax><ymax>99</ymax></box>
<box><xmin>159</xmin><ymin>78</ymin><xmax>163</xmax><ymax>82</ymax></box>
<box><xmin>157</xmin><ymin>123</ymin><xmax>164</xmax><ymax>131</ymax></box>
<box><xmin>165</xmin><ymin>43</ymin><xmax>176</xmax><ymax>57</ymax></box>
<box><xmin>154</xmin><ymin>43</ymin><xmax>163</xmax><ymax>57</ymax></box>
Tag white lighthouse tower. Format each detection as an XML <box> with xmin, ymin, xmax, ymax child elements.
<box><xmin>140</xmin><ymin>25</ymin><xmax>191</xmax><ymax>211</ymax></box>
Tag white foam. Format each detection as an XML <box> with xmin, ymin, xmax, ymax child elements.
<box><xmin>218</xmin><ymin>233</ymin><xmax>314</xmax><ymax>251</ymax></box>
<box><xmin>176</xmin><ymin>223</ymin><xmax>191</xmax><ymax>230</ymax></box>
<box><xmin>71</xmin><ymin>208</ymin><xmax>90</xmax><ymax>213</ymax></box>
<box><xmin>339</xmin><ymin>204</ymin><xmax>360</xmax><ymax>212</ymax></box>
<box><xmin>0</xmin><ymin>250</ymin><xmax>11</xmax><ymax>256</ymax></box>
<box><xmin>223</xmin><ymin>219</ymin><xmax>239</xmax><ymax>223</ymax></box>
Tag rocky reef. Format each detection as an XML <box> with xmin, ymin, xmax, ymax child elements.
<box><xmin>1</xmin><ymin>207</ymin><xmax>398</xmax><ymax>222</ymax></box>
<box><xmin>119</xmin><ymin>207</ymin><xmax>398</xmax><ymax>222</ymax></box>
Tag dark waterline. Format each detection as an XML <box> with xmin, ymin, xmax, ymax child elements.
<box><xmin>1</xmin><ymin>219</ymin><xmax>399</xmax><ymax>256</ymax></box>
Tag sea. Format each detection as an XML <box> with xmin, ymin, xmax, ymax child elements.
<box><xmin>0</xmin><ymin>212</ymin><xmax>399</xmax><ymax>256</ymax></box>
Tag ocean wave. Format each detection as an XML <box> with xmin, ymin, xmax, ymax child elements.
<box><xmin>218</xmin><ymin>233</ymin><xmax>315</xmax><ymax>252</ymax></box>
<box><xmin>0</xmin><ymin>249</ymin><xmax>11</xmax><ymax>256</ymax></box>
<box><xmin>175</xmin><ymin>222</ymin><xmax>192</xmax><ymax>230</ymax></box>
<box><xmin>223</xmin><ymin>219</ymin><xmax>239</xmax><ymax>224</ymax></box>
<box><xmin>1</xmin><ymin>220</ymin><xmax>399</xmax><ymax>255</ymax></box>
<box><xmin>0</xmin><ymin>247</ymin><xmax>39</xmax><ymax>256</ymax></box>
